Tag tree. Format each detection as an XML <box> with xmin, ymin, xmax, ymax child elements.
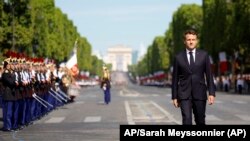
<box><xmin>151</xmin><ymin>36</ymin><xmax>170</xmax><ymax>72</ymax></box>
<box><xmin>202</xmin><ymin>0</ymin><xmax>227</xmax><ymax>63</ymax></box>
<box><xmin>172</xmin><ymin>4</ymin><xmax>203</xmax><ymax>55</ymax></box>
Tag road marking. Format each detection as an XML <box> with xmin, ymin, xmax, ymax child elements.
<box><xmin>125</xmin><ymin>100</ymin><xmax>180</xmax><ymax>124</ymax></box>
<box><xmin>150</xmin><ymin>101</ymin><xmax>181</xmax><ymax>124</ymax></box>
<box><xmin>215</xmin><ymin>100</ymin><xmax>223</xmax><ymax>104</ymax></box>
<box><xmin>125</xmin><ymin>101</ymin><xmax>135</xmax><ymax>125</ymax></box>
<box><xmin>128</xmin><ymin>89</ymin><xmax>140</xmax><ymax>95</ymax></box>
<box><xmin>75</xmin><ymin>101</ymin><xmax>84</xmax><ymax>104</ymax></box>
<box><xmin>206</xmin><ymin>115</ymin><xmax>221</xmax><ymax>121</ymax></box>
<box><xmin>45</xmin><ymin>117</ymin><xmax>65</xmax><ymax>123</ymax></box>
<box><xmin>236</xmin><ymin>115</ymin><xmax>250</xmax><ymax>121</ymax></box>
<box><xmin>84</xmin><ymin>116</ymin><xmax>101</xmax><ymax>122</ymax></box>
<box><xmin>232</xmin><ymin>100</ymin><xmax>247</xmax><ymax>104</ymax></box>
<box><xmin>120</xmin><ymin>90</ymin><xmax>140</xmax><ymax>97</ymax></box>
<box><xmin>151</xmin><ymin>94</ymin><xmax>159</xmax><ymax>97</ymax></box>
<box><xmin>97</xmin><ymin>101</ymin><xmax>106</xmax><ymax>104</ymax></box>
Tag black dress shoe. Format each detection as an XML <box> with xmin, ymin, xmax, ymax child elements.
<box><xmin>29</xmin><ymin>122</ymin><xmax>34</xmax><ymax>125</ymax></box>
<box><xmin>2</xmin><ymin>128</ymin><xmax>14</xmax><ymax>132</ymax></box>
<box><xmin>13</xmin><ymin>128</ymin><xmax>19</xmax><ymax>131</ymax></box>
<box><xmin>18</xmin><ymin>125</ymin><xmax>24</xmax><ymax>130</ymax></box>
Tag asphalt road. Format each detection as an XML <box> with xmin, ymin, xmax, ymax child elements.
<box><xmin>1</xmin><ymin>72</ymin><xmax>250</xmax><ymax>141</ymax></box>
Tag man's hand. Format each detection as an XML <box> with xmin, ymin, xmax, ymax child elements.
<box><xmin>208</xmin><ymin>95</ymin><xmax>215</xmax><ymax>105</ymax></box>
<box><xmin>172</xmin><ymin>99</ymin><xmax>180</xmax><ymax>108</ymax></box>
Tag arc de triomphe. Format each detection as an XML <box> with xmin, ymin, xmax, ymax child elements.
<box><xmin>106</xmin><ymin>45</ymin><xmax>132</xmax><ymax>72</ymax></box>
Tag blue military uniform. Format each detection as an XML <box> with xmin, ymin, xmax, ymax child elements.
<box><xmin>101</xmin><ymin>66</ymin><xmax>111</xmax><ymax>104</ymax></box>
<box><xmin>1</xmin><ymin>59</ymin><xmax>16</xmax><ymax>131</ymax></box>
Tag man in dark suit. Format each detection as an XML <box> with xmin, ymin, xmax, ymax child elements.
<box><xmin>171</xmin><ymin>29</ymin><xmax>216</xmax><ymax>125</ymax></box>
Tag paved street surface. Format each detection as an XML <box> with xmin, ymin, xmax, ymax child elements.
<box><xmin>1</xmin><ymin>72</ymin><xmax>250</xmax><ymax>141</ymax></box>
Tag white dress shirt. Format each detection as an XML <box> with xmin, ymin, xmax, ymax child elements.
<box><xmin>186</xmin><ymin>48</ymin><xmax>196</xmax><ymax>64</ymax></box>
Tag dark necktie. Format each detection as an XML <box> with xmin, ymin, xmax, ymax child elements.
<box><xmin>189</xmin><ymin>51</ymin><xmax>194</xmax><ymax>68</ymax></box>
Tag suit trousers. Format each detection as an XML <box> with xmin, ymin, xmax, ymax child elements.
<box><xmin>180</xmin><ymin>99</ymin><xmax>206</xmax><ymax>125</ymax></box>
<box><xmin>0</xmin><ymin>96</ymin><xmax>2</xmax><ymax>108</ymax></box>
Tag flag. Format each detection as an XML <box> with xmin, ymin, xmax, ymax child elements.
<box><xmin>219</xmin><ymin>52</ymin><xmax>227</xmax><ymax>62</ymax></box>
<box><xmin>219</xmin><ymin>52</ymin><xmax>228</xmax><ymax>74</ymax></box>
<box><xmin>66</xmin><ymin>39</ymin><xmax>79</xmax><ymax>76</ymax></box>
<box><xmin>209</xmin><ymin>55</ymin><xmax>216</xmax><ymax>74</ymax></box>
<box><xmin>209</xmin><ymin>55</ymin><xmax>213</xmax><ymax>64</ymax></box>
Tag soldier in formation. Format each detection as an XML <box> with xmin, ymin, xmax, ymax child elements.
<box><xmin>0</xmin><ymin>51</ymin><xmax>73</xmax><ymax>132</ymax></box>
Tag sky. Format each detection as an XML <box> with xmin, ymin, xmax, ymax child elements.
<box><xmin>55</xmin><ymin>0</ymin><xmax>202</xmax><ymax>58</ymax></box>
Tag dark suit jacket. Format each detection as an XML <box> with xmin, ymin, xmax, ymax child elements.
<box><xmin>172</xmin><ymin>49</ymin><xmax>215</xmax><ymax>100</ymax></box>
<box><xmin>1</xmin><ymin>69</ymin><xmax>16</xmax><ymax>101</ymax></box>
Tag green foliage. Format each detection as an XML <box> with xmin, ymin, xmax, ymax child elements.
<box><xmin>172</xmin><ymin>4</ymin><xmax>203</xmax><ymax>54</ymax></box>
<box><xmin>133</xmin><ymin>4</ymin><xmax>202</xmax><ymax>77</ymax></box>
<box><xmin>77</xmin><ymin>37</ymin><xmax>92</xmax><ymax>71</ymax></box>
<box><xmin>151</xmin><ymin>36</ymin><xmax>170</xmax><ymax>73</ymax></box>
<box><xmin>164</xmin><ymin>23</ymin><xmax>174</xmax><ymax>66</ymax></box>
<box><xmin>202</xmin><ymin>0</ymin><xmax>250</xmax><ymax>73</ymax></box>
<box><xmin>201</xmin><ymin>0</ymin><xmax>227</xmax><ymax>62</ymax></box>
<box><xmin>90</xmin><ymin>55</ymin><xmax>104</xmax><ymax>77</ymax></box>
<box><xmin>0</xmin><ymin>0</ymin><xmax>98</xmax><ymax>76</ymax></box>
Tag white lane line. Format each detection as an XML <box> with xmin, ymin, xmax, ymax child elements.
<box><xmin>151</xmin><ymin>94</ymin><xmax>159</xmax><ymax>97</ymax></box>
<box><xmin>232</xmin><ymin>100</ymin><xmax>247</xmax><ymax>104</ymax></box>
<box><xmin>206</xmin><ymin>115</ymin><xmax>221</xmax><ymax>121</ymax></box>
<box><xmin>235</xmin><ymin>115</ymin><xmax>250</xmax><ymax>121</ymax></box>
<box><xmin>130</xmin><ymin>89</ymin><xmax>141</xmax><ymax>95</ymax></box>
<box><xmin>75</xmin><ymin>101</ymin><xmax>84</xmax><ymax>104</ymax></box>
<box><xmin>215</xmin><ymin>100</ymin><xmax>223</xmax><ymax>104</ymax></box>
<box><xmin>126</xmin><ymin>88</ymin><xmax>140</xmax><ymax>96</ymax></box>
<box><xmin>150</xmin><ymin>101</ymin><xmax>181</xmax><ymax>125</ymax></box>
<box><xmin>84</xmin><ymin>116</ymin><xmax>101</xmax><ymax>122</ymax></box>
<box><xmin>120</xmin><ymin>89</ymin><xmax>140</xmax><ymax>97</ymax></box>
<box><xmin>45</xmin><ymin>117</ymin><xmax>65</xmax><ymax>123</ymax></box>
<box><xmin>125</xmin><ymin>101</ymin><xmax>135</xmax><ymax>125</ymax></box>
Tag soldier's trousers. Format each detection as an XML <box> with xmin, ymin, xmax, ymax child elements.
<box><xmin>104</xmin><ymin>88</ymin><xmax>111</xmax><ymax>104</ymax></box>
<box><xmin>2</xmin><ymin>100</ymin><xmax>14</xmax><ymax>130</ymax></box>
